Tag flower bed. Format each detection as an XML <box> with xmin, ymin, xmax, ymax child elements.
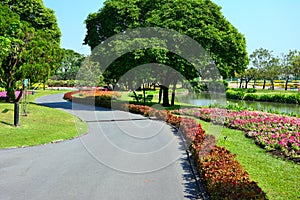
<box><xmin>0</xmin><ymin>91</ymin><xmax>22</xmax><ymax>99</ymax></box>
<box><xmin>63</xmin><ymin>90</ymin><xmax>121</xmax><ymax>108</ymax></box>
<box><xmin>174</xmin><ymin>108</ymin><xmax>300</xmax><ymax>161</ymax></box>
<box><xmin>198</xmin><ymin>146</ymin><xmax>266</xmax><ymax>200</ymax></box>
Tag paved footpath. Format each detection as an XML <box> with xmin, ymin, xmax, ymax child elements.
<box><xmin>0</xmin><ymin>94</ymin><xmax>200</xmax><ymax>200</ymax></box>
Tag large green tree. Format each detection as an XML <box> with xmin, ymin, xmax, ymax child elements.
<box><xmin>293</xmin><ymin>52</ymin><xmax>300</xmax><ymax>78</ymax></box>
<box><xmin>0</xmin><ymin>0</ymin><xmax>62</xmax><ymax>101</ymax></box>
<box><xmin>84</xmin><ymin>0</ymin><xmax>248</xmax><ymax>106</ymax></box>
<box><xmin>55</xmin><ymin>49</ymin><xmax>85</xmax><ymax>80</ymax></box>
<box><xmin>280</xmin><ymin>50</ymin><xmax>300</xmax><ymax>90</ymax></box>
<box><xmin>249</xmin><ymin>48</ymin><xmax>273</xmax><ymax>89</ymax></box>
<box><xmin>265</xmin><ymin>57</ymin><xmax>281</xmax><ymax>90</ymax></box>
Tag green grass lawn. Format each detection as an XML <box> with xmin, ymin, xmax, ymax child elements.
<box><xmin>119</xmin><ymin>90</ymin><xmax>195</xmax><ymax>108</ymax></box>
<box><xmin>199</xmin><ymin>120</ymin><xmax>300</xmax><ymax>200</ymax></box>
<box><xmin>0</xmin><ymin>90</ymin><xmax>87</xmax><ymax>148</ymax></box>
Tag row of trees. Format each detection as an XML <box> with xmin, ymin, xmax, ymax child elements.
<box><xmin>238</xmin><ymin>48</ymin><xmax>300</xmax><ymax>90</ymax></box>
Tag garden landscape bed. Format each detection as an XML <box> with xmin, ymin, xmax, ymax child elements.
<box><xmin>173</xmin><ymin>108</ymin><xmax>300</xmax><ymax>163</ymax></box>
<box><xmin>63</xmin><ymin>90</ymin><xmax>268</xmax><ymax>199</ymax></box>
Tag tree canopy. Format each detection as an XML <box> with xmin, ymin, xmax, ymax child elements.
<box><xmin>54</xmin><ymin>49</ymin><xmax>85</xmax><ymax>80</ymax></box>
<box><xmin>0</xmin><ymin>0</ymin><xmax>62</xmax><ymax>101</ymax></box>
<box><xmin>84</xmin><ymin>0</ymin><xmax>249</xmax><ymax>80</ymax></box>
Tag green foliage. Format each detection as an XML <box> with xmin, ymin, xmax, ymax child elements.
<box><xmin>47</xmin><ymin>79</ymin><xmax>76</xmax><ymax>87</ymax></box>
<box><xmin>243</xmin><ymin>93</ymin><xmax>259</xmax><ymax>101</ymax></box>
<box><xmin>226</xmin><ymin>89</ymin><xmax>245</xmax><ymax>100</ymax></box>
<box><xmin>226</xmin><ymin>89</ymin><xmax>300</xmax><ymax>104</ymax></box>
<box><xmin>257</xmin><ymin>93</ymin><xmax>300</xmax><ymax>104</ymax></box>
<box><xmin>0</xmin><ymin>0</ymin><xmax>62</xmax><ymax>101</ymax></box>
<box><xmin>84</xmin><ymin>0</ymin><xmax>249</xmax><ymax>80</ymax></box>
<box><xmin>246</xmin><ymin>88</ymin><xmax>257</xmax><ymax>93</ymax></box>
<box><xmin>54</xmin><ymin>49</ymin><xmax>85</xmax><ymax>80</ymax></box>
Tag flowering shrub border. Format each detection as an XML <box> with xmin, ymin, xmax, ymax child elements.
<box><xmin>63</xmin><ymin>90</ymin><xmax>121</xmax><ymax>108</ymax></box>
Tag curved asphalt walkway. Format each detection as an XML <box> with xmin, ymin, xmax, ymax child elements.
<box><xmin>0</xmin><ymin>94</ymin><xmax>200</xmax><ymax>200</ymax></box>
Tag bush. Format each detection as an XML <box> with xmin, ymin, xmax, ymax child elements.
<box><xmin>246</xmin><ymin>88</ymin><xmax>257</xmax><ymax>93</ymax></box>
<box><xmin>226</xmin><ymin>90</ymin><xmax>245</xmax><ymax>100</ymax></box>
<box><xmin>31</xmin><ymin>83</ymin><xmax>48</xmax><ymax>90</ymax></box>
<box><xmin>48</xmin><ymin>79</ymin><xmax>76</xmax><ymax>87</ymax></box>
<box><xmin>226</xmin><ymin>90</ymin><xmax>300</xmax><ymax>105</ymax></box>
<box><xmin>257</xmin><ymin>94</ymin><xmax>300</xmax><ymax>104</ymax></box>
<box><xmin>243</xmin><ymin>93</ymin><xmax>259</xmax><ymax>101</ymax></box>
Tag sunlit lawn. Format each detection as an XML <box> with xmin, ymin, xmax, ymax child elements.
<box><xmin>0</xmin><ymin>90</ymin><xmax>87</xmax><ymax>148</ymax></box>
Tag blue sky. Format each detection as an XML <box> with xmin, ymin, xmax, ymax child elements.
<box><xmin>44</xmin><ymin>0</ymin><xmax>300</xmax><ymax>56</ymax></box>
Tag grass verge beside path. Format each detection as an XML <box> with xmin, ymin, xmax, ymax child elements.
<box><xmin>0</xmin><ymin>90</ymin><xmax>87</xmax><ymax>148</ymax></box>
<box><xmin>199</xmin><ymin>120</ymin><xmax>300</xmax><ymax>200</ymax></box>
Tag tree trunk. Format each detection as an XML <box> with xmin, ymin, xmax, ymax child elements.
<box><xmin>6</xmin><ymin>80</ymin><xmax>15</xmax><ymax>102</ymax></box>
<box><xmin>142</xmin><ymin>84</ymin><xmax>146</xmax><ymax>105</ymax></box>
<box><xmin>239</xmin><ymin>78</ymin><xmax>243</xmax><ymax>88</ymax></box>
<box><xmin>271</xmin><ymin>80</ymin><xmax>274</xmax><ymax>90</ymax></box>
<box><xmin>162</xmin><ymin>86</ymin><xmax>170</xmax><ymax>107</ymax></box>
<box><xmin>171</xmin><ymin>83</ymin><xmax>176</xmax><ymax>107</ymax></box>
<box><xmin>262</xmin><ymin>79</ymin><xmax>266</xmax><ymax>90</ymax></box>
<box><xmin>133</xmin><ymin>91</ymin><xmax>139</xmax><ymax>102</ymax></box>
<box><xmin>158</xmin><ymin>86</ymin><xmax>162</xmax><ymax>104</ymax></box>
<box><xmin>245</xmin><ymin>79</ymin><xmax>249</xmax><ymax>89</ymax></box>
<box><xmin>13</xmin><ymin>85</ymin><xmax>24</xmax><ymax>127</ymax></box>
<box><xmin>14</xmin><ymin>102</ymin><xmax>19</xmax><ymax>127</ymax></box>
<box><xmin>42</xmin><ymin>78</ymin><xmax>47</xmax><ymax>90</ymax></box>
<box><xmin>245</xmin><ymin>77</ymin><xmax>253</xmax><ymax>89</ymax></box>
<box><xmin>285</xmin><ymin>77</ymin><xmax>289</xmax><ymax>91</ymax></box>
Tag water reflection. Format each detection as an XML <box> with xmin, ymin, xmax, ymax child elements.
<box><xmin>177</xmin><ymin>93</ymin><xmax>300</xmax><ymax>115</ymax></box>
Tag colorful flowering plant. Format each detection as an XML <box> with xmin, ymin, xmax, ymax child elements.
<box><xmin>63</xmin><ymin>90</ymin><xmax>122</xmax><ymax>108</ymax></box>
<box><xmin>198</xmin><ymin>146</ymin><xmax>266</xmax><ymax>200</ymax></box>
<box><xmin>0</xmin><ymin>91</ymin><xmax>22</xmax><ymax>99</ymax></box>
<box><xmin>174</xmin><ymin>108</ymin><xmax>300</xmax><ymax>161</ymax></box>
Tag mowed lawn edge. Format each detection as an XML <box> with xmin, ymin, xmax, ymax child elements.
<box><xmin>198</xmin><ymin>119</ymin><xmax>300</xmax><ymax>200</ymax></box>
<box><xmin>0</xmin><ymin>90</ymin><xmax>88</xmax><ymax>148</ymax></box>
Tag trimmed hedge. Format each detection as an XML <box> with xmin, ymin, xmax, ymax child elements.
<box><xmin>226</xmin><ymin>90</ymin><xmax>245</xmax><ymax>100</ymax></box>
<box><xmin>226</xmin><ymin>89</ymin><xmax>300</xmax><ymax>104</ymax></box>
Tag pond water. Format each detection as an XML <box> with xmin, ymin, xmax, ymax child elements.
<box><xmin>178</xmin><ymin>93</ymin><xmax>300</xmax><ymax>115</ymax></box>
